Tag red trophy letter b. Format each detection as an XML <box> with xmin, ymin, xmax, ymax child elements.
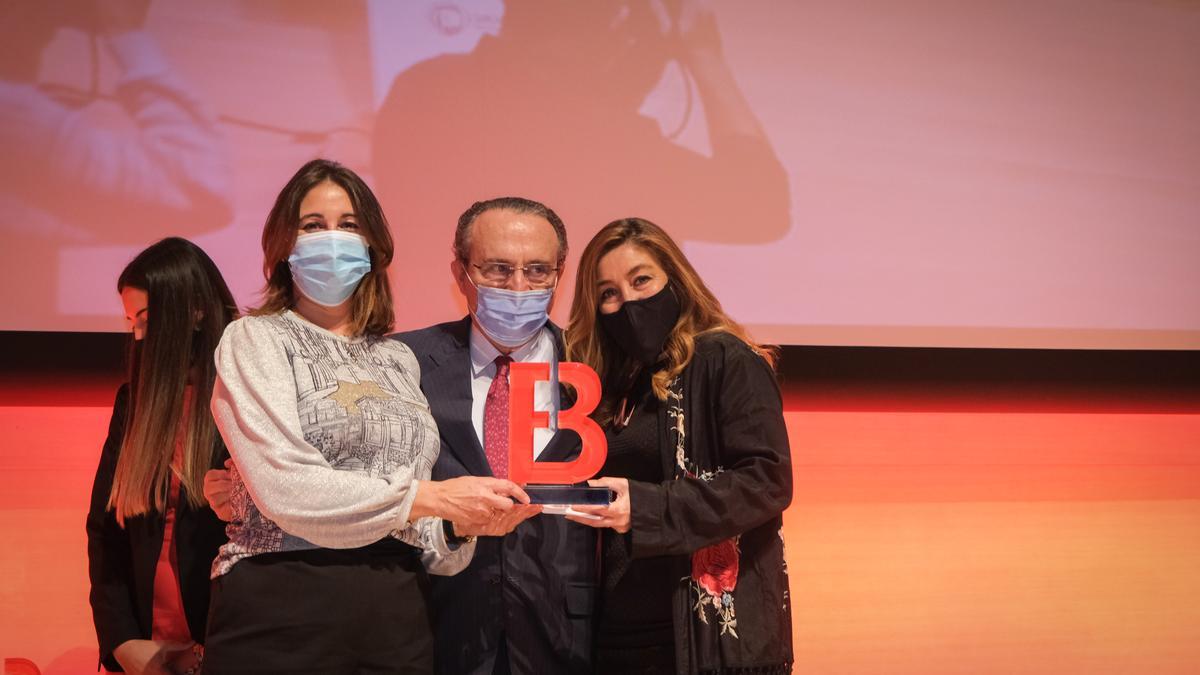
<box><xmin>508</xmin><ymin>362</ymin><xmax>607</xmax><ymax>492</ymax></box>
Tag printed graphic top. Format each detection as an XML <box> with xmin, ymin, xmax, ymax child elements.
<box><xmin>210</xmin><ymin>311</ymin><xmax>472</xmax><ymax>577</ymax></box>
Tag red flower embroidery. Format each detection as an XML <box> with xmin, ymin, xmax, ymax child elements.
<box><xmin>692</xmin><ymin>537</ymin><xmax>739</xmax><ymax>598</ymax></box>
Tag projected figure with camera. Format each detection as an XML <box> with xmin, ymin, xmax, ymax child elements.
<box><xmin>374</xmin><ymin>0</ymin><xmax>790</xmax><ymax>331</ymax></box>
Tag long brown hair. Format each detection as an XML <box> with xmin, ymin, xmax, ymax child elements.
<box><xmin>565</xmin><ymin>218</ymin><xmax>775</xmax><ymax>422</ymax></box>
<box><xmin>252</xmin><ymin>158</ymin><xmax>395</xmax><ymax>337</ymax></box>
<box><xmin>109</xmin><ymin>238</ymin><xmax>237</xmax><ymax>524</ymax></box>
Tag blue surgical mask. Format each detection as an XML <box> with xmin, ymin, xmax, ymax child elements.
<box><xmin>288</xmin><ymin>231</ymin><xmax>372</xmax><ymax>307</ymax></box>
<box><xmin>469</xmin><ymin>277</ymin><xmax>554</xmax><ymax>348</ymax></box>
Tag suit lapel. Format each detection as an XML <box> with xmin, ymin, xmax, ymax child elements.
<box><xmin>422</xmin><ymin>320</ymin><xmax>585</xmax><ymax>474</ymax></box>
<box><xmin>423</xmin><ymin>317</ymin><xmax>493</xmax><ymax>478</ymax></box>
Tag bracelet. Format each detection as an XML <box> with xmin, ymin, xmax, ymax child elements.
<box><xmin>442</xmin><ymin>519</ymin><xmax>476</xmax><ymax>545</ymax></box>
<box><xmin>182</xmin><ymin>643</ymin><xmax>203</xmax><ymax>675</ymax></box>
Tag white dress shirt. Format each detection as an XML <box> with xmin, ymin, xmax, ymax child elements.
<box><xmin>469</xmin><ymin>325</ymin><xmax>556</xmax><ymax>462</ymax></box>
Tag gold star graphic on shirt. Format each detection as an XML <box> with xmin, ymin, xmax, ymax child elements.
<box><xmin>326</xmin><ymin>380</ymin><xmax>390</xmax><ymax>416</ymax></box>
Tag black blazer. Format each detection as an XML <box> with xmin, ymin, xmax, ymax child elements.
<box><xmin>395</xmin><ymin>318</ymin><xmax>597</xmax><ymax>675</ymax></box>
<box><xmin>85</xmin><ymin>384</ymin><xmax>228</xmax><ymax>672</ymax></box>
<box><xmin>624</xmin><ymin>332</ymin><xmax>794</xmax><ymax>673</ymax></box>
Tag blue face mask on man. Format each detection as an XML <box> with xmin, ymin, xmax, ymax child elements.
<box><xmin>288</xmin><ymin>231</ymin><xmax>372</xmax><ymax>307</ymax></box>
<box><xmin>468</xmin><ymin>276</ymin><xmax>554</xmax><ymax>348</ymax></box>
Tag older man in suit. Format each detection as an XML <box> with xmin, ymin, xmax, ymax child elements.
<box><xmin>395</xmin><ymin>197</ymin><xmax>596</xmax><ymax>675</ymax></box>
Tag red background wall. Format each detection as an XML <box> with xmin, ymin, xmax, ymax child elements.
<box><xmin>1</xmin><ymin>337</ymin><xmax>1198</xmax><ymax>674</ymax></box>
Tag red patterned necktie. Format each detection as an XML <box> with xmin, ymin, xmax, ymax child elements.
<box><xmin>483</xmin><ymin>355</ymin><xmax>512</xmax><ymax>479</ymax></box>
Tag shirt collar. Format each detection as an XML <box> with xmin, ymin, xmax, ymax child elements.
<box><xmin>469</xmin><ymin>323</ymin><xmax>552</xmax><ymax>378</ymax></box>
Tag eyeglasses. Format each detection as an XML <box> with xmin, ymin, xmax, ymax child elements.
<box><xmin>471</xmin><ymin>262</ymin><xmax>559</xmax><ymax>286</ymax></box>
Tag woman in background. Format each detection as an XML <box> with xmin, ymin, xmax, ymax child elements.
<box><xmin>87</xmin><ymin>237</ymin><xmax>237</xmax><ymax>674</ymax></box>
<box><xmin>565</xmin><ymin>217</ymin><xmax>794</xmax><ymax>674</ymax></box>
<box><xmin>203</xmin><ymin>159</ymin><xmax>536</xmax><ymax>673</ymax></box>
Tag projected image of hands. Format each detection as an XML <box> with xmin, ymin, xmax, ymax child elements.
<box><xmin>0</xmin><ymin>0</ymin><xmax>232</xmax><ymax>331</ymax></box>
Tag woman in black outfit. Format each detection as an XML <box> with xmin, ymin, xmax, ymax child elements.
<box><xmin>86</xmin><ymin>238</ymin><xmax>236</xmax><ymax>674</ymax></box>
<box><xmin>565</xmin><ymin>218</ymin><xmax>794</xmax><ymax>674</ymax></box>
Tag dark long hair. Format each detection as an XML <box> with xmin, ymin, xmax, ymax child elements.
<box><xmin>252</xmin><ymin>158</ymin><xmax>395</xmax><ymax>337</ymax></box>
<box><xmin>108</xmin><ymin>237</ymin><xmax>237</xmax><ymax>524</ymax></box>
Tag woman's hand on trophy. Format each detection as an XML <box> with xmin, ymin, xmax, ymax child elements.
<box><xmin>411</xmin><ymin>476</ymin><xmax>531</xmax><ymax>527</ymax></box>
<box><xmin>564</xmin><ymin>477</ymin><xmax>630</xmax><ymax>533</ymax></box>
<box><xmin>453</xmin><ymin>503</ymin><xmax>543</xmax><ymax>537</ymax></box>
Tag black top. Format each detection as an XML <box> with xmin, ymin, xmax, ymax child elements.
<box><xmin>596</xmin><ymin>374</ymin><xmax>674</xmax><ymax>657</ymax></box>
<box><xmin>600</xmin><ymin>371</ymin><xmax>663</xmax><ymax>483</ymax></box>
<box><xmin>86</xmin><ymin>384</ymin><xmax>229</xmax><ymax>672</ymax></box>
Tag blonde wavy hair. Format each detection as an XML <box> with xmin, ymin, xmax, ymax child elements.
<box><xmin>565</xmin><ymin>218</ymin><xmax>775</xmax><ymax>423</ymax></box>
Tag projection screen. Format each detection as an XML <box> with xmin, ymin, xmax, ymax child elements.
<box><xmin>1</xmin><ymin>0</ymin><xmax>1197</xmax><ymax>348</ymax></box>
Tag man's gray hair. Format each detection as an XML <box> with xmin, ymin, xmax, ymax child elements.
<box><xmin>454</xmin><ymin>196</ymin><xmax>568</xmax><ymax>264</ymax></box>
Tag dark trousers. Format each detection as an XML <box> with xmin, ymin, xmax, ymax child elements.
<box><xmin>205</xmin><ymin>542</ymin><xmax>433</xmax><ymax>674</ymax></box>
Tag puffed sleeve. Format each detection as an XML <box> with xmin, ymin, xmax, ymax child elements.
<box><xmin>408</xmin><ymin>516</ymin><xmax>476</xmax><ymax>576</ymax></box>
<box><xmin>211</xmin><ymin>318</ymin><xmax>420</xmax><ymax>549</ymax></box>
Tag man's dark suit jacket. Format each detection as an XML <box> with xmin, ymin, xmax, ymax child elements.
<box><xmin>395</xmin><ymin>318</ymin><xmax>596</xmax><ymax>675</ymax></box>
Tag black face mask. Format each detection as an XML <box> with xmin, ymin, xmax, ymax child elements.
<box><xmin>599</xmin><ymin>282</ymin><xmax>681</xmax><ymax>366</ymax></box>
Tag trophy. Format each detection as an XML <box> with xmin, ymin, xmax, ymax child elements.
<box><xmin>508</xmin><ymin>361</ymin><xmax>612</xmax><ymax>507</ymax></box>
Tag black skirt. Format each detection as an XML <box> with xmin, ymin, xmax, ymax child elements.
<box><xmin>204</xmin><ymin>540</ymin><xmax>433</xmax><ymax>674</ymax></box>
